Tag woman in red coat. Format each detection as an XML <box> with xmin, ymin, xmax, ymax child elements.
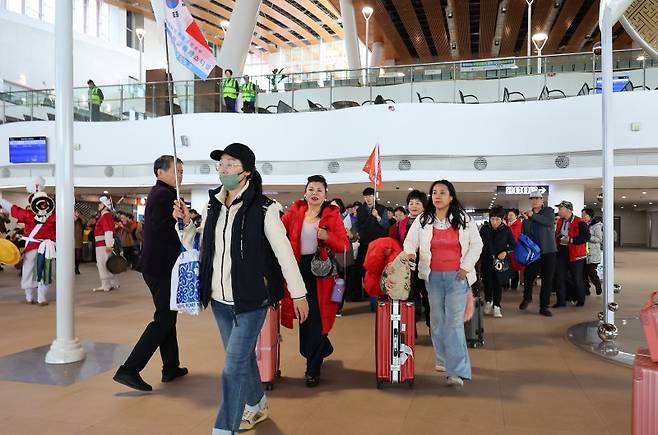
<box><xmin>506</xmin><ymin>208</ymin><xmax>524</xmax><ymax>290</ymax></box>
<box><xmin>281</xmin><ymin>175</ymin><xmax>349</xmax><ymax>388</ymax></box>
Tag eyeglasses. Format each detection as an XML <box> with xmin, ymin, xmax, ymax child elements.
<box><xmin>215</xmin><ymin>162</ymin><xmax>242</xmax><ymax>171</ymax></box>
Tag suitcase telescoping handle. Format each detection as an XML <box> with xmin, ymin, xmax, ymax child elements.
<box><xmin>644</xmin><ymin>291</ymin><xmax>658</xmax><ymax>309</ymax></box>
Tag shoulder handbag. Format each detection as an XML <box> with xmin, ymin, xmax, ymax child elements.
<box><xmin>310</xmin><ymin>247</ymin><xmax>338</xmax><ymax>278</ymax></box>
<box><xmin>488</xmin><ymin>228</ymin><xmax>512</xmax><ymax>285</ymax></box>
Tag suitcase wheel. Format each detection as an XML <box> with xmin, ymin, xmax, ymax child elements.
<box><xmin>275</xmin><ymin>370</ymin><xmax>281</xmax><ymax>378</ymax></box>
<box><xmin>406</xmin><ymin>379</ymin><xmax>414</xmax><ymax>389</ymax></box>
<box><xmin>264</xmin><ymin>382</ymin><xmax>274</xmax><ymax>391</ymax></box>
<box><xmin>376</xmin><ymin>380</ymin><xmax>384</xmax><ymax>389</ymax></box>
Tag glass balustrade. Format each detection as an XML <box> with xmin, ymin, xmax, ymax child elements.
<box><xmin>0</xmin><ymin>48</ymin><xmax>655</xmax><ymax>124</ymax></box>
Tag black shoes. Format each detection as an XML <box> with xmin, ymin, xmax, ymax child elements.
<box><xmin>575</xmin><ymin>301</ymin><xmax>585</xmax><ymax>307</ymax></box>
<box><xmin>551</xmin><ymin>303</ymin><xmax>566</xmax><ymax>308</ymax></box>
<box><xmin>113</xmin><ymin>370</ymin><xmax>152</xmax><ymax>392</ymax></box>
<box><xmin>304</xmin><ymin>375</ymin><xmax>320</xmax><ymax>388</ymax></box>
<box><xmin>539</xmin><ymin>308</ymin><xmax>553</xmax><ymax>317</ymax></box>
<box><xmin>519</xmin><ymin>299</ymin><xmax>530</xmax><ymax>310</ymax></box>
<box><xmin>162</xmin><ymin>367</ymin><xmax>189</xmax><ymax>383</ymax></box>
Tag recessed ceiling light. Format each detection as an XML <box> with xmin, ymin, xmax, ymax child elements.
<box><xmin>593</xmin><ymin>202</ymin><xmax>597</xmax><ymax>205</ymax></box>
<box><xmin>387</xmin><ymin>201</ymin><xmax>390</xmax><ymax>204</ymax></box>
<box><xmin>621</xmin><ymin>206</ymin><xmax>624</xmax><ymax>209</ymax></box>
<box><xmin>650</xmin><ymin>202</ymin><xmax>654</xmax><ymax>205</ymax></box>
<box><xmin>642</xmin><ymin>191</ymin><xmax>647</xmax><ymax>195</ymax></box>
<box><xmin>634</xmin><ymin>204</ymin><xmax>638</xmax><ymax>207</ymax></box>
<box><xmin>621</xmin><ymin>195</ymin><xmax>626</xmax><ymax>199</ymax></box>
<box><xmin>408</xmin><ymin>187</ymin><xmax>413</xmax><ymax>191</ymax></box>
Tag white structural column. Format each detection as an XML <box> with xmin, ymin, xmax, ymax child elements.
<box><xmin>45</xmin><ymin>0</ymin><xmax>85</xmax><ymax>364</ymax></box>
<box><xmin>217</xmin><ymin>0</ymin><xmax>263</xmax><ymax>76</ymax></box>
<box><xmin>548</xmin><ymin>183</ymin><xmax>585</xmax><ymax>218</ymax></box>
<box><xmin>339</xmin><ymin>0</ymin><xmax>362</xmax><ymax>70</ymax></box>
<box><xmin>370</xmin><ymin>41</ymin><xmax>384</xmax><ymax>68</ymax></box>
<box><xmin>190</xmin><ymin>188</ymin><xmax>211</xmax><ymax>214</ymax></box>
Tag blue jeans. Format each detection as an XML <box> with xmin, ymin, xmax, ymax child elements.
<box><xmin>211</xmin><ymin>300</ymin><xmax>267</xmax><ymax>432</ymax></box>
<box><xmin>427</xmin><ymin>272</ymin><xmax>471</xmax><ymax>380</ymax></box>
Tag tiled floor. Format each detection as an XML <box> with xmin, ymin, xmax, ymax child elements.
<box><xmin>0</xmin><ymin>248</ymin><xmax>654</xmax><ymax>435</ymax></box>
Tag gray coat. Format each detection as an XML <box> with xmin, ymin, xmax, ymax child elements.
<box><xmin>587</xmin><ymin>221</ymin><xmax>603</xmax><ymax>264</ymax></box>
<box><xmin>522</xmin><ymin>206</ymin><xmax>557</xmax><ymax>254</ymax></box>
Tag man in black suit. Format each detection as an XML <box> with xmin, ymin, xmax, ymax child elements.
<box><xmin>113</xmin><ymin>155</ymin><xmax>187</xmax><ymax>391</ymax></box>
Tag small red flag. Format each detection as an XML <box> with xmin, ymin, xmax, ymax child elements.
<box><xmin>362</xmin><ymin>144</ymin><xmax>382</xmax><ymax>189</ymax></box>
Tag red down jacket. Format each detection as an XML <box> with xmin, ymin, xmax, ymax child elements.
<box><xmin>363</xmin><ymin>237</ymin><xmax>402</xmax><ymax>298</ymax></box>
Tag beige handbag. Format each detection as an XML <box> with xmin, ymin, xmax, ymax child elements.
<box><xmin>380</xmin><ymin>252</ymin><xmax>415</xmax><ymax>300</ymax></box>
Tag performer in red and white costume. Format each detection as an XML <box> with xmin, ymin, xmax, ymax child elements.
<box><xmin>0</xmin><ymin>176</ymin><xmax>56</xmax><ymax>305</ymax></box>
<box><xmin>93</xmin><ymin>195</ymin><xmax>120</xmax><ymax>291</ymax></box>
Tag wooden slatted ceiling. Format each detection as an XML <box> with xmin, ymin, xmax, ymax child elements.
<box><xmin>372</xmin><ymin>0</ymin><xmax>414</xmax><ymax>62</ymax></box>
<box><xmin>395</xmin><ymin>0</ymin><xmax>432</xmax><ymax>59</ymax></box>
<box><xmin>453</xmin><ymin>0</ymin><xmax>471</xmax><ymax>57</ymax></box>
<box><xmin>259</xmin><ymin>3</ymin><xmax>317</xmax><ymax>42</ymax></box>
<box><xmin>565</xmin><ymin>2</ymin><xmax>599</xmax><ymax>52</ymax></box>
<box><xmin>499</xmin><ymin>0</ymin><xmax>526</xmax><ymax>57</ymax></box>
<box><xmin>421</xmin><ymin>0</ymin><xmax>451</xmax><ymax>60</ymax></box>
<box><xmin>296</xmin><ymin>0</ymin><xmax>344</xmax><ymax>36</ymax></box>
<box><xmin>543</xmin><ymin>0</ymin><xmax>584</xmax><ymax>53</ymax></box>
<box><xmin>270</xmin><ymin>0</ymin><xmax>334</xmax><ymax>41</ymax></box>
<box><xmin>478</xmin><ymin>0</ymin><xmax>498</xmax><ymax>58</ymax></box>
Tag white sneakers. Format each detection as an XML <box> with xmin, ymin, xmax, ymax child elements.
<box><xmin>240</xmin><ymin>396</ymin><xmax>269</xmax><ymax>431</ymax></box>
<box><xmin>435</xmin><ymin>364</ymin><xmax>446</xmax><ymax>372</ymax></box>
<box><xmin>446</xmin><ymin>376</ymin><xmax>464</xmax><ymax>387</ymax></box>
<box><xmin>485</xmin><ymin>302</ymin><xmax>503</xmax><ymax>318</ymax></box>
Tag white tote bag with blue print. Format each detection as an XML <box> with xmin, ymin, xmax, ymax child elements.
<box><xmin>170</xmin><ymin>239</ymin><xmax>202</xmax><ymax>316</ymax></box>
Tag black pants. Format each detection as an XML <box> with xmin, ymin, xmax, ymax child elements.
<box><xmin>224</xmin><ymin>97</ymin><xmax>237</xmax><ymax>113</ymax></box>
<box><xmin>299</xmin><ymin>255</ymin><xmax>333</xmax><ymax>377</ymax></box>
<box><xmin>523</xmin><ymin>252</ymin><xmax>556</xmax><ymax>310</ymax></box>
<box><xmin>121</xmin><ymin>273</ymin><xmax>180</xmax><ymax>374</ymax></box>
<box><xmin>242</xmin><ymin>100</ymin><xmax>255</xmax><ymax>113</ymax></box>
<box><xmin>75</xmin><ymin>248</ymin><xmax>82</xmax><ymax>272</ymax></box>
<box><xmin>584</xmin><ymin>262</ymin><xmax>602</xmax><ymax>294</ymax></box>
<box><xmin>410</xmin><ymin>270</ymin><xmax>430</xmax><ymax>327</ymax></box>
<box><xmin>556</xmin><ymin>248</ymin><xmax>586</xmax><ymax>305</ymax></box>
<box><xmin>482</xmin><ymin>260</ymin><xmax>503</xmax><ymax>307</ymax></box>
<box><xmin>123</xmin><ymin>246</ymin><xmax>138</xmax><ymax>269</ymax></box>
<box><xmin>90</xmin><ymin>104</ymin><xmax>100</xmax><ymax>121</ymax></box>
<box><xmin>509</xmin><ymin>269</ymin><xmax>520</xmax><ymax>289</ymax></box>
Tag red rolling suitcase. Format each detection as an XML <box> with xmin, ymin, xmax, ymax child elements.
<box><xmin>632</xmin><ymin>348</ymin><xmax>658</xmax><ymax>435</ymax></box>
<box><xmin>256</xmin><ymin>304</ymin><xmax>281</xmax><ymax>390</ymax></box>
<box><xmin>375</xmin><ymin>297</ymin><xmax>415</xmax><ymax>388</ymax></box>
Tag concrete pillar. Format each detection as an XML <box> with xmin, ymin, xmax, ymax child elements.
<box><xmin>46</xmin><ymin>0</ymin><xmax>85</xmax><ymax>364</ymax></box>
<box><xmin>339</xmin><ymin>0</ymin><xmax>362</xmax><ymax>70</ymax></box>
<box><xmin>548</xmin><ymin>183</ymin><xmax>585</xmax><ymax>218</ymax></box>
<box><xmin>190</xmin><ymin>188</ymin><xmax>210</xmax><ymax>213</ymax></box>
<box><xmin>217</xmin><ymin>0</ymin><xmax>263</xmax><ymax>76</ymax></box>
<box><xmin>370</xmin><ymin>41</ymin><xmax>384</xmax><ymax>67</ymax></box>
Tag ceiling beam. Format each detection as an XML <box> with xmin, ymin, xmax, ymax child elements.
<box><xmin>371</xmin><ymin>0</ymin><xmax>413</xmax><ymax>62</ymax></box>
<box><xmin>270</xmin><ymin>0</ymin><xmax>334</xmax><ymax>41</ymax></box>
<box><xmin>499</xmin><ymin>0</ymin><xmax>526</xmax><ymax>57</ymax></box>
<box><xmin>542</xmin><ymin>0</ymin><xmax>584</xmax><ymax>54</ymax></box>
<box><xmin>295</xmin><ymin>0</ymin><xmax>344</xmax><ymax>37</ymax></box>
<box><xmin>564</xmin><ymin>1</ymin><xmax>598</xmax><ymax>53</ymax></box>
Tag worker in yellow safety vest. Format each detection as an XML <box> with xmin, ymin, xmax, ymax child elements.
<box><xmin>221</xmin><ymin>69</ymin><xmax>239</xmax><ymax>113</ymax></box>
<box><xmin>240</xmin><ymin>75</ymin><xmax>257</xmax><ymax>113</ymax></box>
<box><xmin>87</xmin><ymin>79</ymin><xmax>104</xmax><ymax>122</ymax></box>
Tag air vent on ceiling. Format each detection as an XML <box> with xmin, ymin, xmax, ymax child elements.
<box><xmin>262</xmin><ymin>162</ymin><xmax>273</xmax><ymax>174</ymax></box>
<box><xmin>199</xmin><ymin>163</ymin><xmax>211</xmax><ymax>174</ymax></box>
<box><xmin>398</xmin><ymin>159</ymin><xmax>411</xmax><ymax>171</ymax></box>
<box><xmin>474</xmin><ymin>157</ymin><xmax>488</xmax><ymax>171</ymax></box>
<box><xmin>328</xmin><ymin>161</ymin><xmax>340</xmax><ymax>173</ymax></box>
<box><xmin>555</xmin><ymin>154</ymin><xmax>570</xmax><ymax>168</ymax></box>
<box><xmin>104</xmin><ymin>166</ymin><xmax>114</xmax><ymax>177</ymax></box>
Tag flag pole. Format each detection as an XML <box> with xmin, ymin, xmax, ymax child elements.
<box><xmin>164</xmin><ymin>23</ymin><xmax>184</xmax><ymax>230</ymax></box>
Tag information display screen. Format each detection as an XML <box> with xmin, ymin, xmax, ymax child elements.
<box><xmin>9</xmin><ymin>136</ymin><xmax>47</xmax><ymax>163</ymax></box>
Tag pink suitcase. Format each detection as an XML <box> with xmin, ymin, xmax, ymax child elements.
<box><xmin>256</xmin><ymin>304</ymin><xmax>281</xmax><ymax>390</ymax></box>
<box><xmin>632</xmin><ymin>348</ymin><xmax>658</xmax><ymax>435</ymax></box>
<box><xmin>640</xmin><ymin>291</ymin><xmax>658</xmax><ymax>362</ymax></box>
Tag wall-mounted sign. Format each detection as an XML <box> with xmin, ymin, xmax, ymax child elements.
<box><xmin>460</xmin><ymin>59</ymin><xmax>517</xmax><ymax>72</ymax></box>
<box><xmin>497</xmin><ymin>185</ymin><xmax>549</xmax><ymax>196</ymax></box>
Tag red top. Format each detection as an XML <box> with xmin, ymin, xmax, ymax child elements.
<box><xmin>430</xmin><ymin>227</ymin><xmax>461</xmax><ymax>272</ymax></box>
<box><xmin>11</xmin><ymin>205</ymin><xmax>56</xmax><ymax>253</ymax></box>
<box><xmin>94</xmin><ymin>212</ymin><xmax>115</xmax><ymax>247</ymax></box>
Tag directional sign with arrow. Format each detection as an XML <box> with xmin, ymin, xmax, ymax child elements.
<box><xmin>496</xmin><ymin>185</ymin><xmax>550</xmax><ymax>196</ymax></box>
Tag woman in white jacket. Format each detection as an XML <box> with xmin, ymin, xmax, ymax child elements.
<box><xmin>404</xmin><ymin>180</ymin><xmax>483</xmax><ymax>387</ymax></box>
